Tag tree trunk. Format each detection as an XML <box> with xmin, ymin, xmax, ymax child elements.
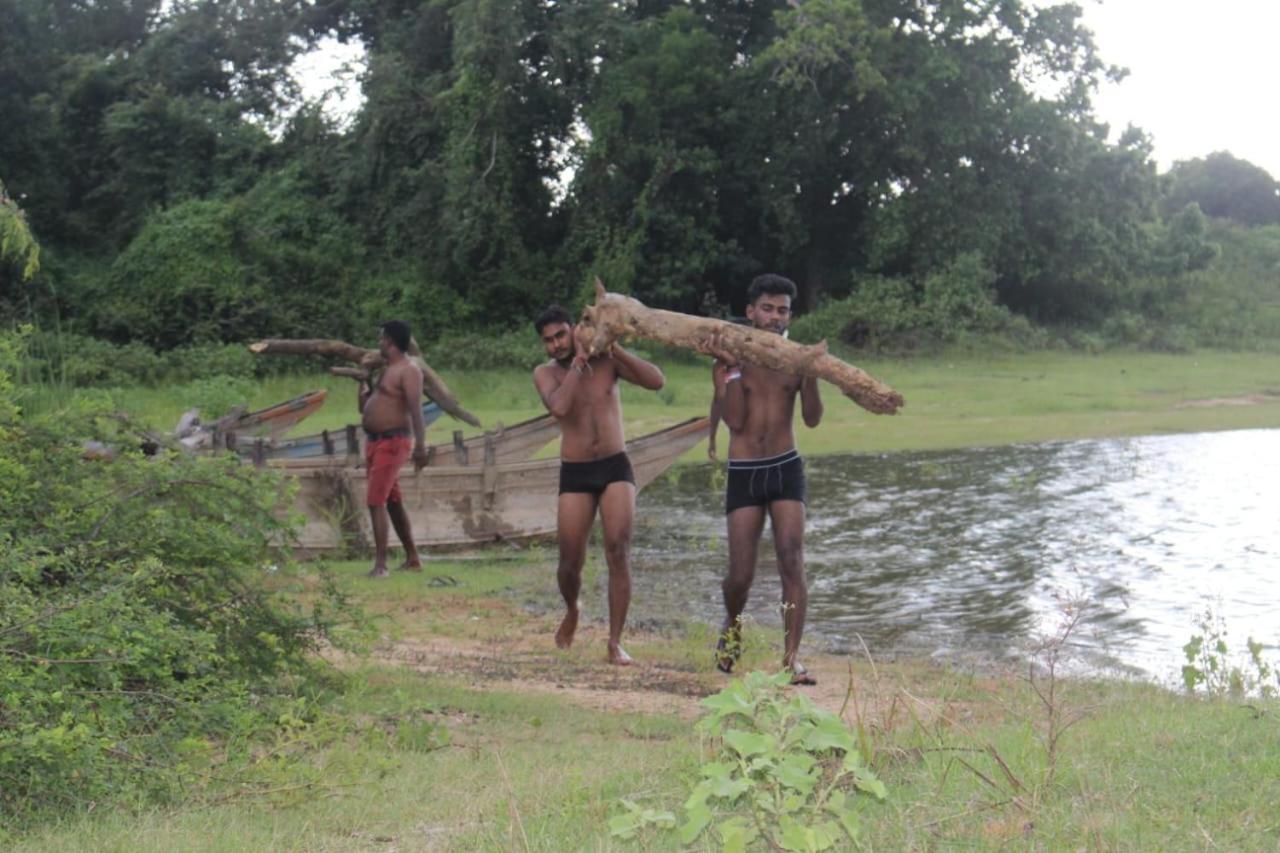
<box><xmin>577</xmin><ymin>279</ymin><xmax>904</xmax><ymax>415</ymax></box>
<box><xmin>248</xmin><ymin>338</ymin><xmax>483</xmax><ymax>427</ymax></box>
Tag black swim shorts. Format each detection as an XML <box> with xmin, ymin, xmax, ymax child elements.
<box><xmin>724</xmin><ymin>448</ymin><xmax>806</xmax><ymax>514</ymax></box>
<box><xmin>559</xmin><ymin>451</ymin><xmax>636</xmax><ymax>496</ymax></box>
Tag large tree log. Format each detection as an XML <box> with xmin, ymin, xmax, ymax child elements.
<box><xmin>577</xmin><ymin>279</ymin><xmax>904</xmax><ymax>415</ymax></box>
<box><xmin>248</xmin><ymin>337</ymin><xmax>483</xmax><ymax>427</ymax></box>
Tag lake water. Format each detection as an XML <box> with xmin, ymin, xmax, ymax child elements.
<box><xmin>625</xmin><ymin>429</ymin><xmax>1280</xmax><ymax>682</ymax></box>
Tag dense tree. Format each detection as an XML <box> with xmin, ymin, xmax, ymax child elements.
<box><xmin>0</xmin><ymin>0</ymin><xmax>1257</xmax><ymax>346</ymax></box>
<box><xmin>1162</xmin><ymin>152</ymin><xmax>1280</xmax><ymax>227</ymax></box>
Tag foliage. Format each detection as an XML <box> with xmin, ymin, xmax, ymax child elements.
<box><xmin>0</xmin><ymin>334</ymin><xmax>358</xmax><ymax>826</ymax></box>
<box><xmin>171</xmin><ymin>374</ymin><xmax>258</xmax><ymax>420</ymax></box>
<box><xmin>612</xmin><ymin>670</ymin><xmax>886</xmax><ymax>850</ymax></box>
<box><xmin>1181</xmin><ymin>608</ymin><xmax>1279</xmax><ymax>698</ymax></box>
<box><xmin>0</xmin><ymin>179</ymin><xmax>41</xmax><ymax>283</ymax></box>
<box><xmin>2</xmin><ymin>0</ymin><xmax>1277</xmax><ymax>352</ymax></box>
<box><xmin>791</xmin><ymin>253</ymin><xmax>1043</xmax><ymax>352</ymax></box>
<box><xmin>419</xmin><ymin>330</ymin><xmax>545</xmax><ymax>372</ymax></box>
<box><xmin>1163</xmin><ymin>152</ymin><xmax>1280</xmax><ymax>227</ymax></box>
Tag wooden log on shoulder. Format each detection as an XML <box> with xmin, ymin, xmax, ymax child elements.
<box><xmin>577</xmin><ymin>278</ymin><xmax>904</xmax><ymax>415</ymax></box>
<box><xmin>249</xmin><ymin>337</ymin><xmax>482</xmax><ymax>427</ymax></box>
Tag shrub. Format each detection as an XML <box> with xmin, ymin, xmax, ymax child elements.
<box><xmin>792</xmin><ymin>254</ymin><xmax>1037</xmax><ymax>354</ymax></box>
<box><xmin>163</xmin><ymin>342</ymin><xmax>257</xmax><ymax>382</ymax></box>
<box><xmin>610</xmin><ymin>670</ymin><xmax>886</xmax><ymax>849</ymax></box>
<box><xmin>419</xmin><ymin>330</ymin><xmax>545</xmax><ymax>371</ymax></box>
<box><xmin>0</xmin><ymin>333</ymin><xmax>356</xmax><ymax>826</ymax></box>
<box><xmin>170</xmin><ymin>374</ymin><xmax>257</xmax><ymax>419</ymax></box>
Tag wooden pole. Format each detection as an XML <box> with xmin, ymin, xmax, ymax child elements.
<box><xmin>577</xmin><ymin>278</ymin><xmax>904</xmax><ymax>415</ymax></box>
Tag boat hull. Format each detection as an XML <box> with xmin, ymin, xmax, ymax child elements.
<box><xmin>283</xmin><ymin>417</ymin><xmax>708</xmax><ymax>551</ymax></box>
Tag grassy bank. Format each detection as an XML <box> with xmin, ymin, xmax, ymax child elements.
<box><xmin>107</xmin><ymin>349</ymin><xmax>1280</xmax><ymax>457</ymax></box>
<box><xmin>14</xmin><ymin>556</ymin><xmax>1279</xmax><ymax>851</ymax></box>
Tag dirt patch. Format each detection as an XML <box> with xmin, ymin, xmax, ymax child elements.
<box><xmin>1174</xmin><ymin>393</ymin><xmax>1280</xmax><ymax>409</ymax></box>
<box><xmin>357</xmin><ymin>618</ymin><xmax>907</xmax><ymax>724</ymax></box>
<box><xmin>369</xmin><ymin>628</ymin><xmax>714</xmax><ymax>718</ymax></box>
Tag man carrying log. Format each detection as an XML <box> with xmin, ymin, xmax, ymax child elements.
<box><xmin>532</xmin><ymin>306</ymin><xmax>666</xmax><ymax>665</ymax></box>
<box><xmin>359</xmin><ymin>320</ymin><xmax>430</xmax><ymax>578</ymax></box>
<box><xmin>709</xmin><ymin>274</ymin><xmax>823</xmax><ymax>685</ymax></box>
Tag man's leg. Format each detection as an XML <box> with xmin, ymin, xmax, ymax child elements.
<box><xmin>768</xmin><ymin>500</ymin><xmax>812</xmax><ymax>684</ymax></box>
<box><xmin>367</xmin><ymin>504</ymin><xmax>391</xmax><ymax>578</ymax></box>
<box><xmin>598</xmin><ymin>481</ymin><xmax>638</xmax><ymax>666</ymax></box>
<box><xmin>387</xmin><ymin>499</ymin><xmax>422</xmax><ymax>570</ymax></box>
<box><xmin>719</xmin><ymin>506</ymin><xmax>767</xmax><ymax>672</ymax></box>
<box><xmin>555</xmin><ymin>491</ymin><xmax>597</xmax><ymax>649</ymax></box>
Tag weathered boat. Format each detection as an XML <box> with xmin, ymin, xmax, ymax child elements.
<box><xmin>252</xmin><ymin>408</ymin><xmax>558</xmax><ymax>467</ymax></box>
<box><xmin>280</xmin><ymin>416</ymin><xmax>709</xmax><ymax>552</ymax></box>
<box><xmin>240</xmin><ymin>401</ymin><xmax>444</xmax><ymax>460</ymax></box>
<box><xmin>180</xmin><ymin>389</ymin><xmax>329</xmax><ymax>451</ymax></box>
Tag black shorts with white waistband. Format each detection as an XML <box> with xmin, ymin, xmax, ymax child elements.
<box><xmin>724</xmin><ymin>449</ymin><xmax>806</xmax><ymax>514</ymax></box>
<box><xmin>559</xmin><ymin>451</ymin><xmax>636</xmax><ymax>496</ymax></box>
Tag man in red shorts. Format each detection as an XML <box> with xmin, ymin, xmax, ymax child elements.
<box><xmin>359</xmin><ymin>320</ymin><xmax>430</xmax><ymax>578</ymax></box>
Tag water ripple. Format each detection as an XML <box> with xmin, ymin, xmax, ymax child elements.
<box><xmin>625</xmin><ymin>429</ymin><xmax>1280</xmax><ymax>682</ymax></box>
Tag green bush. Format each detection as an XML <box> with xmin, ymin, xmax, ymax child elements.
<box><xmin>611</xmin><ymin>671</ymin><xmax>886</xmax><ymax>849</ymax></box>
<box><xmin>163</xmin><ymin>342</ymin><xmax>258</xmax><ymax>381</ymax></box>
<box><xmin>420</xmin><ymin>330</ymin><xmax>545</xmax><ymax>371</ymax></box>
<box><xmin>0</xmin><ymin>333</ymin><xmax>356</xmax><ymax>827</ymax></box>
<box><xmin>21</xmin><ymin>332</ymin><xmax>165</xmax><ymax>387</ymax></box>
<box><xmin>791</xmin><ymin>254</ymin><xmax>1044</xmax><ymax>354</ymax></box>
<box><xmin>171</xmin><ymin>374</ymin><xmax>257</xmax><ymax>419</ymax></box>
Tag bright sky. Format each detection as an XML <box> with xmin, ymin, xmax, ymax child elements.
<box><xmin>1080</xmin><ymin>0</ymin><xmax>1280</xmax><ymax>178</ymax></box>
<box><xmin>293</xmin><ymin>1</ymin><xmax>1280</xmax><ymax>179</ymax></box>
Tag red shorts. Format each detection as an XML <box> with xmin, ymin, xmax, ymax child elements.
<box><xmin>365</xmin><ymin>435</ymin><xmax>412</xmax><ymax>507</ymax></box>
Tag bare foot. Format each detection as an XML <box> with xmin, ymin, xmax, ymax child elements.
<box><xmin>367</xmin><ymin>564</ymin><xmax>389</xmax><ymax>578</ymax></box>
<box><xmin>607</xmin><ymin>643</ymin><xmax>634</xmax><ymax>666</ymax></box>
<box><xmin>555</xmin><ymin>605</ymin><xmax>580</xmax><ymax>649</ymax></box>
<box><xmin>396</xmin><ymin>558</ymin><xmax>422</xmax><ymax>572</ymax></box>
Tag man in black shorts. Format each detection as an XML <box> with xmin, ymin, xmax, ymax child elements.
<box><xmin>532</xmin><ymin>306</ymin><xmax>665</xmax><ymax>665</ymax></box>
<box><xmin>708</xmin><ymin>274</ymin><xmax>824</xmax><ymax>684</ymax></box>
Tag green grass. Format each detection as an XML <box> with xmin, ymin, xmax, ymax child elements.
<box><xmin>14</xmin><ymin>556</ymin><xmax>1280</xmax><ymax>851</ymax></box>
<box><xmin>105</xmin><ymin>349</ymin><xmax>1280</xmax><ymax>459</ymax></box>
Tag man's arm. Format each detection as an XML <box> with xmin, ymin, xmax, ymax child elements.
<box><xmin>533</xmin><ymin>357</ymin><xmax>588</xmax><ymax>418</ymax></box>
<box><xmin>610</xmin><ymin>345</ymin><xmax>665</xmax><ymax>391</ymax></box>
<box><xmin>707</xmin><ymin>336</ymin><xmax>747</xmax><ymax>433</ymax></box>
<box><xmin>357</xmin><ymin>376</ymin><xmax>372</xmax><ymax>413</ymax></box>
<box><xmin>800</xmin><ymin>374</ymin><xmax>824</xmax><ymax>428</ymax></box>
<box><xmin>403</xmin><ymin>365</ymin><xmax>429</xmax><ymax>468</ymax></box>
<box><xmin>707</xmin><ymin>361</ymin><xmax>722</xmax><ymax>461</ymax></box>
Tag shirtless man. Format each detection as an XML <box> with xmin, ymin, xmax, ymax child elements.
<box><xmin>709</xmin><ymin>274</ymin><xmax>823</xmax><ymax>684</ymax></box>
<box><xmin>358</xmin><ymin>320</ymin><xmax>430</xmax><ymax>578</ymax></box>
<box><xmin>532</xmin><ymin>306</ymin><xmax>665</xmax><ymax>665</ymax></box>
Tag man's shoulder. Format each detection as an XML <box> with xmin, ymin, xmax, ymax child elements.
<box><xmin>533</xmin><ymin>360</ymin><xmax>562</xmax><ymax>381</ymax></box>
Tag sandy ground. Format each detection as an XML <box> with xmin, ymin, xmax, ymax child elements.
<box><xmin>363</xmin><ymin>617</ymin><xmax>902</xmax><ymax>723</ymax></box>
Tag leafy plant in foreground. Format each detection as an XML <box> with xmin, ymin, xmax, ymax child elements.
<box><xmin>613</xmin><ymin>670</ymin><xmax>886</xmax><ymax>850</ymax></box>
<box><xmin>1182</xmin><ymin>607</ymin><xmax>1279</xmax><ymax>698</ymax></box>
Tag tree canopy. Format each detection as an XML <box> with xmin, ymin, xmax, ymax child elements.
<box><xmin>0</xmin><ymin>0</ymin><xmax>1260</xmax><ymax>348</ymax></box>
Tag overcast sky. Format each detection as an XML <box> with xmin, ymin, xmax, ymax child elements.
<box><xmin>294</xmin><ymin>1</ymin><xmax>1280</xmax><ymax>179</ymax></box>
<box><xmin>1080</xmin><ymin>0</ymin><xmax>1280</xmax><ymax>178</ymax></box>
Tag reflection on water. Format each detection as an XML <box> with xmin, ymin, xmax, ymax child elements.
<box><xmin>628</xmin><ymin>429</ymin><xmax>1280</xmax><ymax>681</ymax></box>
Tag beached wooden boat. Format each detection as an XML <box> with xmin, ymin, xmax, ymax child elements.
<box><xmin>180</xmin><ymin>389</ymin><xmax>329</xmax><ymax>451</ymax></box>
<box><xmin>244</xmin><ymin>402</ymin><xmax>445</xmax><ymax>460</ymax></box>
<box><xmin>280</xmin><ymin>416</ymin><xmax>708</xmax><ymax>552</ymax></box>
<box><xmin>256</xmin><ymin>409</ymin><xmax>558</xmax><ymax>467</ymax></box>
